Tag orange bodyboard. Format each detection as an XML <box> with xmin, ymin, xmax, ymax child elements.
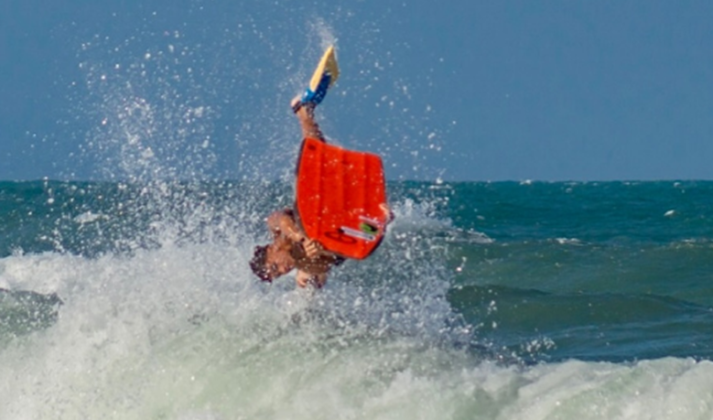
<box><xmin>295</xmin><ymin>138</ymin><xmax>388</xmax><ymax>260</ymax></box>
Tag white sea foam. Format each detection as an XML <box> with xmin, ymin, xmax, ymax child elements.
<box><xmin>73</xmin><ymin>210</ymin><xmax>106</xmax><ymax>224</ymax></box>
<box><xmin>391</xmin><ymin>198</ymin><xmax>493</xmax><ymax>245</ymax></box>
<box><xmin>554</xmin><ymin>237</ymin><xmax>582</xmax><ymax>245</ymax></box>
<box><xmin>1</xmin><ymin>245</ymin><xmax>712</xmax><ymax>419</ymax></box>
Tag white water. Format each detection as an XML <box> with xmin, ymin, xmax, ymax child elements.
<box><xmin>1</xmin><ymin>242</ymin><xmax>713</xmax><ymax>420</ymax></box>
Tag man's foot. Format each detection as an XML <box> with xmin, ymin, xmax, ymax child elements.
<box><xmin>291</xmin><ymin>95</ymin><xmax>315</xmax><ymax>115</ymax></box>
<box><xmin>290</xmin><ymin>95</ymin><xmax>302</xmax><ymax>113</ymax></box>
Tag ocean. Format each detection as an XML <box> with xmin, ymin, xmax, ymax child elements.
<box><xmin>1</xmin><ymin>179</ymin><xmax>712</xmax><ymax>419</ymax></box>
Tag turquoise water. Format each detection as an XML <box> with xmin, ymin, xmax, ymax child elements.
<box><xmin>1</xmin><ymin>180</ymin><xmax>712</xmax><ymax>419</ymax></box>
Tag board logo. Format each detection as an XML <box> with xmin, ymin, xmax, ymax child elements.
<box><xmin>340</xmin><ymin>226</ymin><xmax>377</xmax><ymax>242</ymax></box>
<box><xmin>358</xmin><ymin>215</ymin><xmax>383</xmax><ymax>236</ymax></box>
<box><xmin>359</xmin><ymin>222</ymin><xmax>378</xmax><ymax>235</ymax></box>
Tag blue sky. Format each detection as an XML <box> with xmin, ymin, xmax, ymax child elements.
<box><xmin>2</xmin><ymin>1</ymin><xmax>713</xmax><ymax>181</ymax></box>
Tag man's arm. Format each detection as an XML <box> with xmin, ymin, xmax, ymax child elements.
<box><xmin>266</xmin><ymin>210</ymin><xmax>303</xmax><ymax>242</ymax></box>
<box><xmin>292</xmin><ymin>99</ymin><xmax>325</xmax><ymax>142</ymax></box>
<box><xmin>265</xmin><ymin>210</ymin><xmax>324</xmax><ymax>259</ymax></box>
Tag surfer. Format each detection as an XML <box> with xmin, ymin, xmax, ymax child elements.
<box><xmin>250</xmin><ymin>45</ymin><xmax>392</xmax><ymax>288</ymax></box>
<box><xmin>250</xmin><ymin>99</ymin><xmax>393</xmax><ymax>288</ymax></box>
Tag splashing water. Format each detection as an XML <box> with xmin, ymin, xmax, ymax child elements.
<box><xmin>3</xmin><ymin>4</ymin><xmax>713</xmax><ymax>419</ymax></box>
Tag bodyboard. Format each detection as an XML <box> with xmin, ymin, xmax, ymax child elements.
<box><xmin>295</xmin><ymin>138</ymin><xmax>388</xmax><ymax>260</ymax></box>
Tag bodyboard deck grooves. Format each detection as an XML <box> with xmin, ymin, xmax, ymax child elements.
<box><xmin>295</xmin><ymin>137</ymin><xmax>387</xmax><ymax>259</ymax></box>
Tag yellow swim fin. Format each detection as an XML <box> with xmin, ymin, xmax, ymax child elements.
<box><xmin>298</xmin><ymin>45</ymin><xmax>340</xmax><ymax>107</ymax></box>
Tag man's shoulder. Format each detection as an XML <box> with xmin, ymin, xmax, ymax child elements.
<box><xmin>270</xmin><ymin>207</ymin><xmax>294</xmax><ymax>216</ymax></box>
<box><xmin>268</xmin><ymin>208</ymin><xmax>295</xmax><ymax>220</ymax></box>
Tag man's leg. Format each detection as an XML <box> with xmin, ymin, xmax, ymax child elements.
<box><xmin>292</xmin><ymin>98</ymin><xmax>325</xmax><ymax>142</ymax></box>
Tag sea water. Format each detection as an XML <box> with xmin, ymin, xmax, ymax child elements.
<box><xmin>4</xmin><ymin>4</ymin><xmax>713</xmax><ymax>417</ymax></box>
<box><xmin>1</xmin><ymin>180</ymin><xmax>713</xmax><ymax>420</ymax></box>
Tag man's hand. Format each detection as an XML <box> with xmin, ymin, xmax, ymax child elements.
<box><xmin>380</xmin><ymin>203</ymin><xmax>395</xmax><ymax>225</ymax></box>
<box><xmin>301</xmin><ymin>238</ymin><xmax>324</xmax><ymax>259</ymax></box>
<box><xmin>296</xmin><ymin>271</ymin><xmax>327</xmax><ymax>288</ymax></box>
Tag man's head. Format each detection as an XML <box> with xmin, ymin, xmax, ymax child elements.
<box><xmin>249</xmin><ymin>244</ymin><xmax>294</xmax><ymax>282</ymax></box>
<box><xmin>249</xmin><ymin>245</ymin><xmax>271</xmax><ymax>281</ymax></box>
